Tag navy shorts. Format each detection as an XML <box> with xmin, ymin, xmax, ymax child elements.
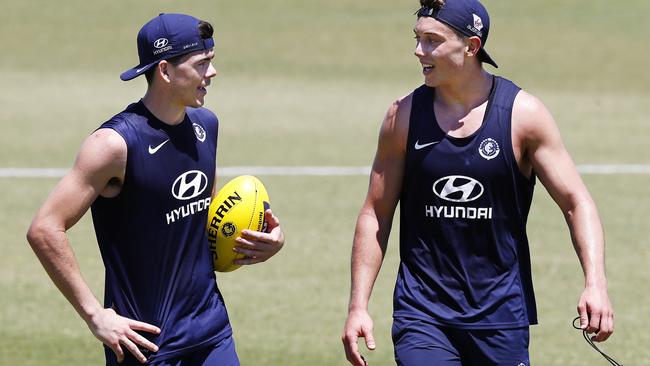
<box><xmin>106</xmin><ymin>335</ymin><xmax>239</xmax><ymax>366</ymax></box>
<box><xmin>392</xmin><ymin>317</ymin><xmax>530</xmax><ymax>366</ymax></box>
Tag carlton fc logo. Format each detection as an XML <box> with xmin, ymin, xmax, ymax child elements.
<box><xmin>433</xmin><ymin>175</ymin><xmax>484</xmax><ymax>202</ymax></box>
<box><xmin>193</xmin><ymin>123</ymin><xmax>206</xmax><ymax>142</ymax></box>
<box><xmin>172</xmin><ymin>170</ymin><xmax>208</xmax><ymax>200</ymax></box>
<box><xmin>479</xmin><ymin>138</ymin><xmax>500</xmax><ymax>160</ymax></box>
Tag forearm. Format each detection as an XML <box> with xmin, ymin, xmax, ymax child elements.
<box><xmin>348</xmin><ymin>210</ymin><xmax>389</xmax><ymax>312</ymax></box>
<box><xmin>27</xmin><ymin>224</ymin><xmax>103</xmax><ymax>324</ymax></box>
<box><xmin>564</xmin><ymin>195</ymin><xmax>607</xmax><ymax>287</ymax></box>
<box><xmin>519</xmin><ymin>90</ymin><xmax>614</xmax><ymax>338</ymax></box>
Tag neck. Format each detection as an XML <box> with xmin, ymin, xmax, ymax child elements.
<box><xmin>434</xmin><ymin>69</ymin><xmax>493</xmax><ymax>112</ymax></box>
<box><xmin>141</xmin><ymin>87</ymin><xmax>186</xmax><ymax>125</ymax></box>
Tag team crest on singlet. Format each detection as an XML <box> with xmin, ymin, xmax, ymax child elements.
<box><xmin>193</xmin><ymin>123</ymin><xmax>206</xmax><ymax>142</ymax></box>
<box><xmin>478</xmin><ymin>138</ymin><xmax>500</xmax><ymax>160</ymax></box>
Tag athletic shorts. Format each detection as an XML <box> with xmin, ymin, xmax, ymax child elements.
<box><xmin>105</xmin><ymin>335</ymin><xmax>239</xmax><ymax>366</ymax></box>
<box><xmin>392</xmin><ymin>317</ymin><xmax>530</xmax><ymax>366</ymax></box>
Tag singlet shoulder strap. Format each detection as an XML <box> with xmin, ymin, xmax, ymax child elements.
<box><xmin>489</xmin><ymin>77</ymin><xmax>521</xmax><ymax>115</ymax></box>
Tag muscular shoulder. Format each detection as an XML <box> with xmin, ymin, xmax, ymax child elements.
<box><xmin>84</xmin><ymin>128</ymin><xmax>127</xmax><ymax>157</ymax></box>
<box><xmin>512</xmin><ymin>90</ymin><xmax>557</xmax><ymax>145</ymax></box>
<box><xmin>75</xmin><ymin>128</ymin><xmax>127</xmax><ymax>184</ymax></box>
<box><xmin>388</xmin><ymin>93</ymin><xmax>412</xmax><ymax>123</ymax></box>
<box><xmin>380</xmin><ymin>92</ymin><xmax>413</xmax><ymax>154</ymax></box>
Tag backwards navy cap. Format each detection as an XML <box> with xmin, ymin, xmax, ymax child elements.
<box><xmin>120</xmin><ymin>13</ymin><xmax>215</xmax><ymax>81</ymax></box>
<box><xmin>417</xmin><ymin>0</ymin><xmax>498</xmax><ymax>68</ymax></box>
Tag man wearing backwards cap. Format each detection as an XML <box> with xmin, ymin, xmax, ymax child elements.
<box><xmin>342</xmin><ymin>0</ymin><xmax>614</xmax><ymax>365</ymax></box>
<box><xmin>27</xmin><ymin>13</ymin><xmax>284</xmax><ymax>365</ymax></box>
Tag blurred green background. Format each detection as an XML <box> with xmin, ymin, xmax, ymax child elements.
<box><xmin>1</xmin><ymin>0</ymin><xmax>648</xmax><ymax>365</ymax></box>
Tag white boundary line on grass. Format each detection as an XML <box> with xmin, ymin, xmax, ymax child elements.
<box><xmin>1</xmin><ymin>165</ymin><xmax>650</xmax><ymax>178</ymax></box>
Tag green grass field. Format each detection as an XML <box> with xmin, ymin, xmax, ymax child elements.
<box><xmin>1</xmin><ymin>0</ymin><xmax>649</xmax><ymax>365</ymax></box>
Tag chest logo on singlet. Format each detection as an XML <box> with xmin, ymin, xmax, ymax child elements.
<box><xmin>148</xmin><ymin>139</ymin><xmax>170</xmax><ymax>154</ymax></box>
<box><xmin>172</xmin><ymin>170</ymin><xmax>208</xmax><ymax>200</ymax></box>
<box><xmin>478</xmin><ymin>138</ymin><xmax>500</xmax><ymax>160</ymax></box>
<box><xmin>165</xmin><ymin>170</ymin><xmax>212</xmax><ymax>224</ymax></box>
<box><xmin>433</xmin><ymin>175</ymin><xmax>484</xmax><ymax>202</ymax></box>
<box><xmin>193</xmin><ymin>123</ymin><xmax>206</xmax><ymax>142</ymax></box>
<box><xmin>426</xmin><ymin>175</ymin><xmax>492</xmax><ymax>219</ymax></box>
<box><xmin>414</xmin><ymin>140</ymin><xmax>440</xmax><ymax>150</ymax></box>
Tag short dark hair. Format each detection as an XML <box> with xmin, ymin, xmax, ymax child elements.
<box><xmin>197</xmin><ymin>20</ymin><xmax>213</xmax><ymax>39</ymax></box>
<box><xmin>419</xmin><ymin>0</ymin><xmax>445</xmax><ymax>9</ymax></box>
<box><xmin>145</xmin><ymin>19</ymin><xmax>214</xmax><ymax>85</ymax></box>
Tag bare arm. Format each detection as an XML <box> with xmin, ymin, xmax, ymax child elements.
<box><xmin>342</xmin><ymin>95</ymin><xmax>411</xmax><ymax>365</ymax></box>
<box><xmin>26</xmin><ymin>129</ymin><xmax>160</xmax><ymax>363</ymax></box>
<box><xmin>513</xmin><ymin>92</ymin><xmax>614</xmax><ymax>342</ymax></box>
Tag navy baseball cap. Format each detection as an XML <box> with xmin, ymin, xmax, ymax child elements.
<box><xmin>120</xmin><ymin>13</ymin><xmax>215</xmax><ymax>81</ymax></box>
<box><xmin>417</xmin><ymin>0</ymin><xmax>498</xmax><ymax>68</ymax></box>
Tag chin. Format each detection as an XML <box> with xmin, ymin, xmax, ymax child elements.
<box><xmin>188</xmin><ymin>99</ymin><xmax>204</xmax><ymax>108</ymax></box>
<box><xmin>423</xmin><ymin>73</ymin><xmax>445</xmax><ymax>88</ymax></box>
<box><xmin>423</xmin><ymin>78</ymin><xmax>438</xmax><ymax>88</ymax></box>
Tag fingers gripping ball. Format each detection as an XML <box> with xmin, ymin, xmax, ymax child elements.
<box><xmin>207</xmin><ymin>175</ymin><xmax>270</xmax><ymax>272</ymax></box>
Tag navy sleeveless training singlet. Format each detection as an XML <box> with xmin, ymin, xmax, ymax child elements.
<box><xmin>91</xmin><ymin>101</ymin><xmax>231</xmax><ymax>362</ymax></box>
<box><xmin>394</xmin><ymin>76</ymin><xmax>538</xmax><ymax>329</ymax></box>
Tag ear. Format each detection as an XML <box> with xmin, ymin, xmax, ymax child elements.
<box><xmin>157</xmin><ymin>60</ymin><xmax>172</xmax><ymax>84</ymax></box>
<box><xmin>465</xmin><ymin>36</ymin><xmax>482</xmax><ymax>58</ymax></box>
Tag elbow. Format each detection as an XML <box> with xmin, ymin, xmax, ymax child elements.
<box><xmin>26</xmin><ymin>219</ymin><xmax>54</xmax><ymax>251</ymax></box>
<box><xmin>26</xmin><ymin>221</ymin><xmax>43</xmax><ymax>248</ymax></box>
<box><xmin>562</xmin><ymin>205</ymin><xmax>577</xmax><ymax>221</ymax></box>
<box><xmin>561</xmin><ymin>193</ymin><xmax>597</xmax><ymax>222</ymax></box>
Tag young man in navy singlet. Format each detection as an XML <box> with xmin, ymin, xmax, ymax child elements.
<box><xmin>342</xmin><ymin>0</ymin><xmax>614</xmax><ymax>365</ymax></box>
<box><xmin>27</xmin><ymin>14</ymin><xmax>284</xmax><ymax>366</ymax></box>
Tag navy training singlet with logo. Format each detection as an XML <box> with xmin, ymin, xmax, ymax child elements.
<box><xmin>91</xmin><ymin>101</ymin><xmax>231</xmax><ymax>363</ymax></box>
<box><xmin>394</xmin><ymin>76</ymin><xmax>538</xmax><ymax>329</ymax></box>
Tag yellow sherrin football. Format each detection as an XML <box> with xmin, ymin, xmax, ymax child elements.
<box><xmin>206</xmin><ymin>175</ymin><xmax>270</xmax><ymax>272</ymax></box>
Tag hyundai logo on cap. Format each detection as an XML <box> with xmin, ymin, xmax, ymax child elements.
<box><xmin>153</xmin><ymin>38</ymin><xmax>169</xmax><ymax>49</ymax></box>
<box><xmin>416</xmin><ymin>0</ymin><xmax>498</xmax><ymax>68</ymax></box>
<box><xmin>120</xmin><ymin>13</ymin><xmax>215</xmax><ymax>81</ymax></box>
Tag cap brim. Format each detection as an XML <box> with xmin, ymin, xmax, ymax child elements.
<box><xmin>120</xmin><ymin>62</ymin><xmax>157</xmax><ymax>81</ymax></box>
<box><xmin>478</xmin><ymin>48</ymin><xmax>498</xmax><ymax>68</ymax></box>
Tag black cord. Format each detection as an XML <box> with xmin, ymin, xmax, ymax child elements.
<box><xmin>572</xmin><ymin>317</ymin><xmax>623</xmax><ymax>365</ymax></box>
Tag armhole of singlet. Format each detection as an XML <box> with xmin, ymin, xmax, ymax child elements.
<box><xmin>401</xmin><ymin>87</ymin><xmax>425</xmax><ymax>201</ymax></box>
<box><xmin>95</xmin><ymin>121</ymin><xmax>130</xmax><ymax>200</ymax></box>
<box><xmin>504</xmin><ymin>89</ymin><xmax>536</xmax><ymax>186</ymax></box>
<box><xmin>405</xmin><ymin>85</ymin><xmax>434</xmax><ymax>160</ymax></box>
